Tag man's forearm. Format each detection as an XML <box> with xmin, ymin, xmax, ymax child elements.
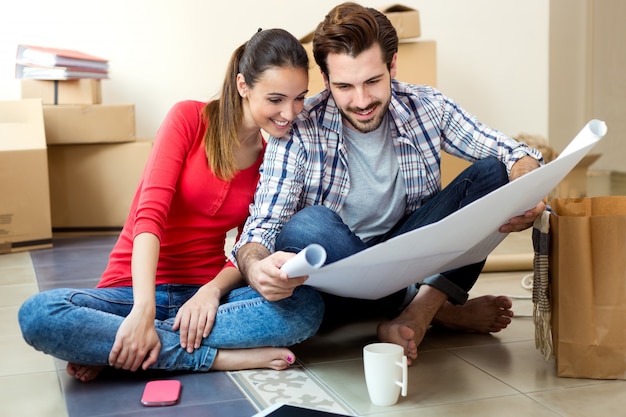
<box><xmin>509</xmin><ymin>155</ymin><xmax>541</xmax><ymax>181</ymax></box>
<box><xmin>236</xmin><ymin>242</ymin><xmax>271</xmax><ymax>282</ymax></box>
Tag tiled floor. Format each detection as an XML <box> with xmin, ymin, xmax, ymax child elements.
<box><xmin>2</xmin><ymin>173</ymin><xmax>626</xmax><ymax>417</ymax></box>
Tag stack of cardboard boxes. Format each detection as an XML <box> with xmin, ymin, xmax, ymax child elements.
<box><xmin>300</xmin><ymin>4</ymin><xmax>470</xmax><ymax>186</ymax></box>
<box><xmin>21</xmin><ymin>79</ymin><xmax>153</xmax><ymax>231</ymax></box>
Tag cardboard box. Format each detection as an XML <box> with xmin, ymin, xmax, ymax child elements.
<box><xmin>395</xmin><ymin>40</ymin><xmax>437</xmax><ymax>87</ymax></box>
<box><xmin>553</xmin><ymin>153</ymin><xmax>602</xmax><ymax>198</ymax></box>
<box><xmin>43</xmin><ymin>104</ymin><xmax>136</xmax><ymax>145</ymax></box>
<box><xmin>47</xmin><ymin>139</ymin><xmax>153</xmax><ymax>229</ymax></box>
<box><xmin>21</xmin><ymin>79</ymin><xmax>102</xmax><ymax>105</ymax></box>
<box><xmin>0</xmin><ymin>99</ymin><xmax>53</xmax><ymax>253</ymax></box>
<box><xmin>302</xmin><ymin>38</ymin><xmax>437</xmax><ymax>95</ymax></box>
<box><xmin>380</xmin><ymin>4</ymin><xmax>421</xmax><ymax>39</ymax></box>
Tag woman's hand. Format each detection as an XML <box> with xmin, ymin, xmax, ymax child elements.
<box><xmin>173</xmin><ymin>285</ymin><xmax>221</xmax><ymax>353</ymax></box>
<box><xmin>108</xmin><ymin>306</ymin><xmax>161</xmax><ymax>371</ymax></box>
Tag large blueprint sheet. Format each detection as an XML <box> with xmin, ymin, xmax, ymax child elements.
<box><xmin>299</xmin><ymin>120</ymin><xmax>607</xmax><ymax>299</ymax></box>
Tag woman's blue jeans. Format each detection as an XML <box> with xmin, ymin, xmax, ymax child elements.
<box><xmin>18</xmin><ymin>284</ymin><xmax>323</xmax><ymax>370</ymax></box>
<box><xmin>275</xmin><ymin>157</ymin><xmax>509</xmax><ymax>326</ymax></box>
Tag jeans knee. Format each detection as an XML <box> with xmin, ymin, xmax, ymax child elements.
<box><xmin>18</xmin><ymin>295</ymin><xmax>44</xmax><ymax>346</ymax></box>
<box><xmin>296</xmin><ymin>205</ymin><xmax>336</xmax><ymax>219</ymax></box>
<box><xmin>277</xmin><ymin>206</ymin><xmax>339</xmax><ymax>252</ymax></box>
<box><xmin>286</xmin><ymin>286</ymin><xmax>324</xmax><ymax>341</ymax></box>
<box><xmin>474</xmin><ymin>157</ymin><xmax>508</xmax><ymax>186</ymax></box>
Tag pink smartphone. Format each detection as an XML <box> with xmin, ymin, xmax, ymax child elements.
<box><xmin>140</xmin><ymin>380</ymin><xmax>181</xmax><ymax>406</ymax></box>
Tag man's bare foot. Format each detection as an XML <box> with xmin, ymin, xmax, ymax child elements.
<box><xmin>66</xmin><ymin>363</ymin><xmax>105</xmax><ymax>382</ymax></box>
<box><xmin>211</xmin><ymin>347</ymin><xmax>296</xmax><ymax>371</ymax></box>
<box><xmin>376</xmin><ymin>285</ymin><xmax>448</xmax><ymax>365</ymax></box>
<box><xmin>432</xmin><ymin>295</ymin><xmax>514</xmax><ymax>333</ymax></box>
<box><xmin>376</xmin><ymin>321</ymin><xmax>419</xmax><ymax>365</ymax></box>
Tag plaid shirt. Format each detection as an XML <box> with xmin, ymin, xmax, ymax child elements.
<box><xmin>233</xmin><ymin>81</ymin><xmax>542</xmax><ymax>255</ymax></box>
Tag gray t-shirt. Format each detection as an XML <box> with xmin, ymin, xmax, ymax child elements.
<box><xmin>339</xmin><ymin>118</ymin><xmax>407</xmax><ymax>242</ymax></box>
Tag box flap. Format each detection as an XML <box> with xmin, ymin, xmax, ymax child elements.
<box><xmin>0</xmin><ymin>99</ymin><xmax>46</xmax><ymax>151</ymax></box>
<box><xmin>381</xmin><ymin>4</ymin><xmax>416</xmax><ymax>13</ymax></box>
<box><xmin>380</xmin><ymin>4</ymin><xmax>421</xmax><ymax>39</ymax></box>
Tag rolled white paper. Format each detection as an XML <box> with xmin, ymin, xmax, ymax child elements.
<box><xmin>281</xmin><ymin>244</ymin><xmax>327</xmax><ymax>277</ymax></box>
<box><xmin>560</xmin><ymin>119</ymin><xmax>607</xmax><ymax>156</ymax></box>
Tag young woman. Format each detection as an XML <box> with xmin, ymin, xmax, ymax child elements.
<box><xmin>18</xmin><ymin>28</ymin><xmax>324</xmax><ymax>382</ymax></box>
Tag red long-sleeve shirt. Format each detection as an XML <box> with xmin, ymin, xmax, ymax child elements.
<box><xmin>98</xmin><ymin>100</ymin><xmax>264</xmax><ymax>288</ymax></box>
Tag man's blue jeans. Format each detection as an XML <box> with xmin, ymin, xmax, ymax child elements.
<box><xmin>275</xmin><ymin>157</ymin><xmax>509</xmax><ymax>326</ymax></box>
<box><xmin>18</xmin><ymin>284</ymin><xmax>323</xmax><ymax>370</ymax></box>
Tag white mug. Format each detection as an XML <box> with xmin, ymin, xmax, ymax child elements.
<box><xmin>363</xmin><ymin>342</ymin><xmax>408</xmax><ymax>406</ymax></box>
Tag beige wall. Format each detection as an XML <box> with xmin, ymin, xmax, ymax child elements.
<box><xmin>550</xmin><ymin>0</ymin><xmax>626</xmax><ymax>173</ymax></box>
<box><xmin>1</xmin><ymin>0</ymin><xmax>548</xmax><ymax>142</ymax></box>
<box><xmin>588</xmin><ymin>0</ymin><xmax>626</xmax><ymax>173</ymax></box>
<box><xmin>549</xmin><ymin>0</ymin><xmax>590</xmax><ymax>154</ymax></box>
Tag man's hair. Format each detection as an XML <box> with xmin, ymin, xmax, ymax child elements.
<box><xmin>312</xmin><ymin>2</ymin><xmax>398</xmax><ymax>77</ymax></box>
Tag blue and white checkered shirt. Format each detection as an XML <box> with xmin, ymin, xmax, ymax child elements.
<box><xmin>233</xmin><ymin>81</ymin><xmax>542</xmax><ymax>256</ymax></box>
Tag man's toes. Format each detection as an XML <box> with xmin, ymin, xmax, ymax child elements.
<box><xmin>496</xmin><ymin>295</ymin><xmax>513</xmax><ymax>309</ymax></box>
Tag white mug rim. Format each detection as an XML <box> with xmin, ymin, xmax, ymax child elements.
<box><xmin>364</xmin><ymin>342</ymin><xmax>404</xmax><ymax>355</ymax></box>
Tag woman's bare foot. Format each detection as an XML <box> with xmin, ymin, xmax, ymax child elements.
<box><xmin>211</xmin><ymin>347</ymin><xmax>296</xmax><ymax>371</ymax></box>
<box><xmin>66</xmin><ymin>363</ymin><xmax>105</xmax><ymax>382</ymax></box>
<box><xmin>432</xmin><ymin>295</ymin><xmax>514</xmax><ymax>333</ymax></box>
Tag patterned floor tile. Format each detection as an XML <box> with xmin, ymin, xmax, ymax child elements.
<box><xmin>228</xmin><ymin>363</ymin><xmax>357</xmax><ymax>416</ymax></box>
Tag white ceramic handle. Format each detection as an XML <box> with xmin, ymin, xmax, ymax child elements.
<box><xmin>395</xmin><ymin>355</ymin><xmax>408</xmax><ymax>397</ymax></box>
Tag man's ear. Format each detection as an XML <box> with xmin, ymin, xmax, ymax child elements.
<box><xmin>236</xmin><ymin>73</ymin><xmax>248</xmax><ymax>97</ymax></box>
<box><xmin>322</xmin><ymin>71</ymin><xmax>330</xmax><ymax>91</ymax></box>
<box><xmin>389</xmin><ymin>52</ymin><xmax>398</xmax><ymax>80</ymax></box>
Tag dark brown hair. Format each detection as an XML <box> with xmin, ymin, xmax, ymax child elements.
<box><xmin>203</xmin><ymin>28</ymin><xmax>308</xmax><ymax>180</ymax></box>
<box><xmin>312</xmin><ymin>2</ymin><xmax>398</xmax><ymax>77</ymax></box>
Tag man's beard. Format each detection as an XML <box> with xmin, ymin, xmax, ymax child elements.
<box><xmin>339</xmin><ymin>98</ymin><xmax>390</xmax><ymax>133</ymax></box>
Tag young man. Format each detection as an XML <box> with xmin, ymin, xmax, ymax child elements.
<box><xmin>234</xmin><ymin>2</ymin><xmax>544</xmax><ymax>363</ymax></box>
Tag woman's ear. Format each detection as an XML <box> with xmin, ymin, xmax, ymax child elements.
<box><xmin>236</xmin><ymin>73</ymin><xmax>248</xmax><ymax>98</ymax></box>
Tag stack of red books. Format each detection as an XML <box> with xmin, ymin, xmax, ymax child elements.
<box><xmin>15</xmin><ymin>44</ymin><xmax>109</xmax><ymax>80</ymax></box>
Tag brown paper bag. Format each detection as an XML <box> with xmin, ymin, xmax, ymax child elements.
<box><xmin>549</xmin><ymin>196</ymin><xmax>626</xmax><ymax>379</ymax></box>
